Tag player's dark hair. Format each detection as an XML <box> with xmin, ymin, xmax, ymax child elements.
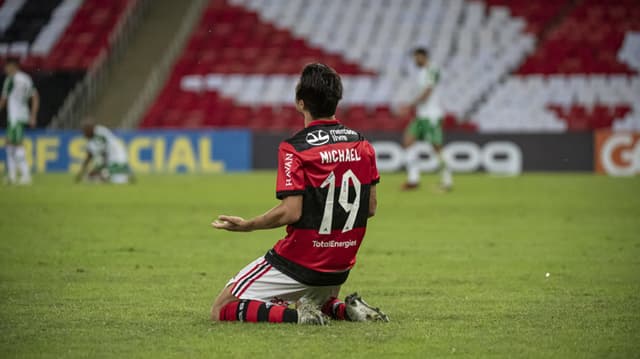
<box><xmin>413</xmin><ymin>48</ymin><xmax>428</xmax><ymax>57</ymax></box>
<box><xmin>295</xmin><ymin>63</ymin><xmax>342</xmax><ymax>119</ymax></box>
<box><xmin>4</xmin><ymin>57</ymin><xmax>20</xmax><ymax>66</ymax></box>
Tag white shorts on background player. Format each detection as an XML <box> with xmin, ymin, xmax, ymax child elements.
<box><xmin>226</xmin><ymin>256</ymin><xmax>340</xmax><ymax>306</ymax></box>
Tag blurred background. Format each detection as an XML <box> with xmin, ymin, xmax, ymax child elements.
<box><xmin>0</xmin><ymin>0</ymin><xmax>639</xmax><ymax>175</ymax></box>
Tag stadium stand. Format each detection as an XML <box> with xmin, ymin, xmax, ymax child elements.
<box><xmin>143</xmin><ymin>0</ymin><xmax>535</xmax><ymax>131</ymax></box>
<box><xmin>518</xmin><ymin>0</ymin><xmax>639</xmax><ymax>75</ymax></box>
<box><xmin>0</xmin><ymin>0</ymin><xmax>138</xmax><ymax>127</ymax></box>
<box><xmin>476</xmin><ymin>0</ymin><xmax>640</xmax><ymax>132</ymax></box>
<box><xmin>42</xmin><ymin>0</ymin><xmax>133</xmax><ymax>71</ymax></box>
<box><xmin>139</xmin><ymin>0</ymin><xmax>639</xmax><ymax>132</ymax></box>
<box><xmin>0</xmin><ymin>0</ymin><xmax>135</xmax><ymax>70</ymax></box>
<box><xmin>0</xmin><ymin>0</ymin><xmax>133</xmax><ymax>71</ymax></box>
<box><xmin>474</xmin><ymin>75</ymin><xmax>637</xmax><ymax>132</ymax></box>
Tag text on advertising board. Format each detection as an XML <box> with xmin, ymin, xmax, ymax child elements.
<box><xmin>0</xmin><ymin>130</ymin><xmax>251</xmax><ymax>173</ymax></box>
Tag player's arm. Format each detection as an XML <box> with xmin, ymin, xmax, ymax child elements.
<box><xmin>212</xmin><ymin>195</ymin><xmax>303</xmax><ymax>232</ymax></box>
<box><xmin>0</xmin><ymin>78</ymin><xmax>7</xmax><ymax>110</ymax></box>
<box><xmin>368</xmin><ymin>185</ymin><xmax>377</xmax><ymax>218</ymax></box>
<box><xmin>410</xmin><ymin>86</ymin><xmax>432</xmax><ymax>107</ymax></box>
<box><xmin>365</xmin><ymin>141</ymin><xmax>380</xmax><ymax>218</ymax></box>
<box><xmin>406</xmin><ymin>70</ymin><xmax>439</xmax><ymax>110</ymax></box>
<box><xmin>29</xmin><ymin>89</ymin><xmax>39</xmax><ymax>128</ymax></box>
<box><xmin>398</xmin><ymin>85</ymin><xmax>432</xmax><ymax>116</ymax></box>
<box><xmin>75</xmin><ymin>152</ymin><xmax>93</xmax><ymax>182</ymax></box>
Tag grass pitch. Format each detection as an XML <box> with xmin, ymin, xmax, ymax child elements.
<box><xmin>0</xmin><ymin>173</ymin><xmax>639</xmax><ymax>358</ymax></box>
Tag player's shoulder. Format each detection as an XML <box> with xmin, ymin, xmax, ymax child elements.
<box><xmin>15</xmin><ymin>71</ymin><xmax>32</xmax><ymax>83</ymax></box>
<box><xmin>94</xmin><ymin>125</ymin><xmax>113</xmax><ymax>137</ymax></box>
<box><xmin>281</xmin><ymin>122</ymin><xmax>366</xmax><ymax>153</ymax></box>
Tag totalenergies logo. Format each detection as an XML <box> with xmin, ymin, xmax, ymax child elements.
<box><xmin>595</xmin><ymin>131</ymin><xmax>640</xmax><ymax>176</ymax></box>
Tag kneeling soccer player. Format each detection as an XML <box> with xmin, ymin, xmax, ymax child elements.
<box><xmin>75</xmin><ymin>120</ymin><xmax>133</xmax><ymax>184</ymax></box>
<box><xmin>211</xmin><ymin>64</ymin><xmax>389</xmax><ymax>325</ymax></box>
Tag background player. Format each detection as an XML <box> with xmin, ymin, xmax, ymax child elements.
<box><xmin>400</xmin><ymin>48</ymin><xmax>452</xmax><ymax>191</ymax></box>
<box><xmin>1</xmin><ymin>57</ymin><xmax>39</xmax><ymax>185</ymax></box>
<box><xmin>210</xmin><ymin>63</ymin><xmax>388</xmax><ymax>325</ymax></box>
<box><xmin>76</xmin><ymin>120</ymin><xmax>133</xmax><ymax>184</ymax></box>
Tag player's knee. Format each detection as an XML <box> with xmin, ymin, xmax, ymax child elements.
<box><xmin>210</xmin><ymin>304</ymin><xmax>222</xmax><ymax>321</ymax></box>
<box><xmin>211</xmin><ymin>289</ymin><xmax>238</xmax><ymax>321</ymax></box>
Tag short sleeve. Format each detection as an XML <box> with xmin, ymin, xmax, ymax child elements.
<box><xmin>275</xmin><ymin>142</ymin><xmax>306</xmax><ymax>199</ymax></box>
<box><xmin>365</xmin><ymin>141</ymin><xmax>380</xmax><ymax>185</ymax></box>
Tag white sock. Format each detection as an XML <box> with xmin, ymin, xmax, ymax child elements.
<box><xmin>14</xmin><ymin>146</ymin><xmax>31</xmax><ymax>181</ymax></box>
<box><xmin>441</xmin><ymin>167</ymin><xmax>452</xmax><ymax>187</ymax></box>
<box><xmin>408</xmin><ymin>163</ymin><xmax>420</xmax><ymax>184</ymax></box>
<box><xmin>406</xmin><ymin>144</ymin><xmax>421</xmax><ymax>185</ymax></box>
<box><xmin>6</xmin><ymin>145</ymin><xmax>17</xmax><ymax>182</ymax></box>
<box><xmin>438</xmin><ymin>152</ymin><xmax>453</xmax><ymax>188</ymax></box>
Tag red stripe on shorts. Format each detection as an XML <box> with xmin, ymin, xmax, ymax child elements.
<box><xmin>236</xmin><ymin>265</ymin><xmax>272</xmax><ymax>298</ymax></box>
<box><xmin>230</xmin><ymin>259</ymin><xmax>266</xmax><ymax>295</ymax></box>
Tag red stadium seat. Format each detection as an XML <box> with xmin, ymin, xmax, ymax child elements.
<box><xmin>517</xmin><ymin>0</ymin><xmax>639</xmax><ymax>75</ymax></box>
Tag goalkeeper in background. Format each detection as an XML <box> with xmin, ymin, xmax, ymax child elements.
<box><xmin>400</xmin><ymin>48</ymin><xmax>452</xmax><ymax>191</ymax></box>
<box><xmin>76</xmin><ymin>120</ymin><xmax>133</xmax><ymax>184</ymax></box>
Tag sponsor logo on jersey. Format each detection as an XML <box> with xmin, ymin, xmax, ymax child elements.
<box><xmin>283</xmin><ymin>152</ymin><xmax>294</xmax><ymax>186</ymax></box>
<box><xmin>306</xmin><ymin>130</ymin><xmax>330</xmax><ymax>146</ymax></box>
<box><xmin>329</xmin><ymin>129</ymin><xmax>358</xmax><ymax>142</ymax></box>
<box><xmin>312</xmin><ymin>239</ymin><xmax>358</xmax><ymax>249</ymax></box>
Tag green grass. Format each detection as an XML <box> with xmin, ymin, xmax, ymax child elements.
<box><xmin>0</xmin><ymin>173</ymin><xmax>639</xmax><ymax>358</ymax></box>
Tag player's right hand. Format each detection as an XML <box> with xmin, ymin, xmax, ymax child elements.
<box><xmin>212</xmin><ymin>215</ymin><xmax>253</xmax><ymax>232</ymax></box>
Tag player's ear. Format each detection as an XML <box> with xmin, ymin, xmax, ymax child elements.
<box><xmin>295</xmin><ymin>99</ymin><xmax>305</xmax><ymax>113</ymax></box>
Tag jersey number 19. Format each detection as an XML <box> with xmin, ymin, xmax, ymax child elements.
<box><xmin>319</xmin><ymin>170</ymin><xmax>361</xmax><ymax>234</ymax></box>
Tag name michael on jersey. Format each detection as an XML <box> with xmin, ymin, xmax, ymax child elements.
<box><xmin>319</xmin><ymin>148</ymin><xmax>362</xmax><ymax>164</ymax></box>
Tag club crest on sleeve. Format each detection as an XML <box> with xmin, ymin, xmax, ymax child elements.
<box><xmin>305</xmin><ymin>130</ymin><xmax>330</xmax><ymax>146</ymax></box>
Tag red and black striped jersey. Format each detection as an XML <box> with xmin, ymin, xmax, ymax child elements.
<box><xmin>265</xmin><ymin>119</ymin><xmax>380</xmax><ymax>286</ymax></box>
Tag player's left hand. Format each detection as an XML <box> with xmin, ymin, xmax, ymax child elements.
<box><xmin>29</xmin><ymin>115</ymin><xmax>36</xmax><ymax>128</ymax></box>
<box><xmin>212</xmin><ymin>215</ymin><xmax>253</xmax><ymax>232</ymax></box>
